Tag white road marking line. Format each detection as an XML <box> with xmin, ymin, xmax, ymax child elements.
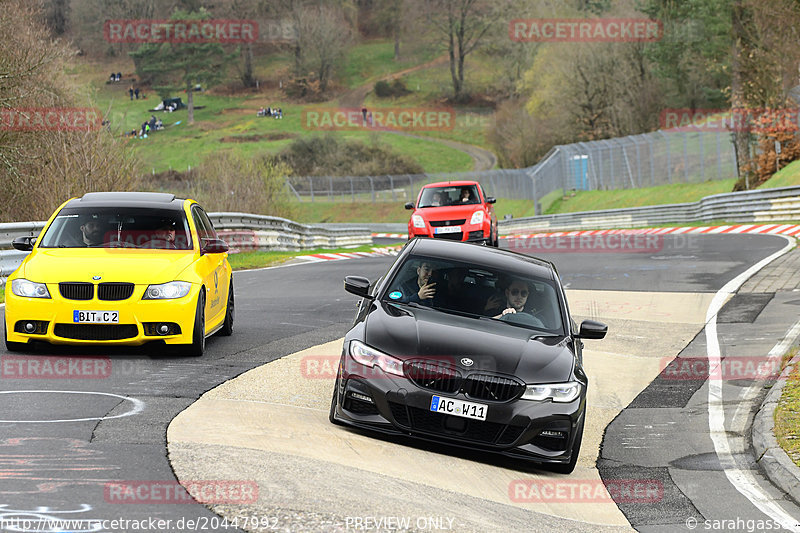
<box><xmin>0</xmin><ymin>390</ymin><xmax>144</xmax><ymax>423</ymax></box>
<box><xmin>705</xmin><ymin>234</ymin><xmax>799</xmax><ymax>530</ymax></box>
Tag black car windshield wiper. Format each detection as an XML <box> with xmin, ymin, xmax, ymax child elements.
<box><xmin>430</xmin><ymin>306</ymin><xmax>483</xmax><ymax>319</ymax></box>
<box><xmin>479</xmin><ymin>315</ymin><xmax>552</xmax><ymax>333</ymax></box>
<box><xmin>385</xmin><ymin>300</ymin><xmax>427</xmax><ymax>309</ymax></box>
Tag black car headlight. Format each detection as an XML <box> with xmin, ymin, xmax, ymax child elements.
<box><xmin>11</xmin><ymin>279</ymin><xmax>51</xmax><ymax>298</ymax></box>
<box><xmin>349</xmin><ymin>340</ymin><xmax>404</xmax><ymax>377</ymax></box>
<box><xmin>521</xmin><ymin>381</ymin><xmax>581</xmax><ymax>402</ymax></box>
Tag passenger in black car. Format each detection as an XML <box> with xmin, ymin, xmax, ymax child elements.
<box><xmin>399</xmin><ymin>260</ymin><xmax>437</xmax><ymax>304</ymax></box>
<box><xmin>433</xmin><ymin>267</ymin><xmax>475</xmax><ymax>312</ymax></box>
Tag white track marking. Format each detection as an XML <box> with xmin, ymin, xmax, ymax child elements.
<box><xmin>705</xmin><ymin>235</ymin><xmax>799</xmax><ymax>530</ymax></box>
<box><xmin>0</xmin><ymin>390</ymin><xmax>144</xmax><ymax>423</ymax></box>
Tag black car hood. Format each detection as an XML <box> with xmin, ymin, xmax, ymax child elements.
<box><xmin>364</xmin><ymin>302</ymin><xmax>574</xmax><ymax>383</ymax></box>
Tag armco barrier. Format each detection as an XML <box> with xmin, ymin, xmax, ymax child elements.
<box><xmin>499</xmin><ymin>186</ymin><xmax>800</xmax><ymax>233</ymax></box>
<box><xmin>0</xmin><ymin>213</ymin><xmax>371</xmax><ymax>282</ymax></box>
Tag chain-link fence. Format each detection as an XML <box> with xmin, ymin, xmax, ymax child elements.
<box><xmin>284</xmin><ymin>129</ymin><xmax>737</xmax><ymax>209</ymax></box>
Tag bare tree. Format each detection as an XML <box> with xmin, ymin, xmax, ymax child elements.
<box><xmin>294</xmin><ymin>4</ymin><xmax>353</xmax><ymax>93</ymax></box>
<box><xmin>421</xmin><ymin>0</ymin><xmax>503</xmax><ymax>101</ymax></box>
<box><xmin>730</xmin><ymin>0</ymin><xmax>800</xmax><ymax>190</ymax></box>
<box><xmin>0</xmin><ymin>0</ymin><xmax>140</xmax><ymax>221</ymax></box>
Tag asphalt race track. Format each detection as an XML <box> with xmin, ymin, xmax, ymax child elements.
<box><xmin>1</xmin><ymin>233</ymin><xmax>799</xmax><ymax>532</ymax></box>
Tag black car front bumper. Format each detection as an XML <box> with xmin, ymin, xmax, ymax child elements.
<box><xmin>331</xmin><ymin>358</ymin><xmax>585</xmax><ymax>465</ymax></box>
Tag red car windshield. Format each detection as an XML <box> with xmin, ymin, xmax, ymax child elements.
<box><xmin>418</xmin><ymin>185</ymin><xmax>480</xmax><ymax>208</ymax></box>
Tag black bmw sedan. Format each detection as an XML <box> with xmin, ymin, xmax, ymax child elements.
<box><xmin>329</xmin><ymin>238</ymin><xmax>607</xmax><ymax>474</ymax></box>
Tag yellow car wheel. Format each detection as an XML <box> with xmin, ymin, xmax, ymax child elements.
<box><xmin>184</xmin><ymin>291</ymin><xmax>205</xmax><ymax>357</ymax></box>
<box><xmin>219</xmin><ymin>278</ymin><xmax>234</xmax><ymax>337</ymax></box>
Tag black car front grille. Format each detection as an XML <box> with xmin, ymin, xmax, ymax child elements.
<box><xmin>407</xmin><ymin>406</ymin><xmax>506</xmax><ymax>444</ymax></box>
<box><xmin>98</xmin><ymin>282</ymin><xmax>135</xmax><ymax>301</ymax></box>
<box><xmin>54</xmin><ymin>324</ymin><xmax>138</xmax><ymax>340</ymax></box>
<box><xmin>497</xmin><ymin>425</ymin><xmax>526</xmax><ymax>445</ymax></box>
<box><xmin>464</xmin><ymin>374</ymin><xmax>525</xmax><ymax>402</ymax></box>
<box><xmin>432</xmin><ymin>232</ymin><xmax>463</xmax><ymax>241</ymax></box>
<box><xmin>429</xmin><ymin>219</ymin><xmax>466</xmax><ymax>227</ymax></box>
<box><xmin>404</xmin><ymin>360</ymin><xmax>462</xmax><ymax>394</ymax></box>
<box><xmin>59</xmin><ymin>282</ymin><xmax>93</xmax><ymax>300</ymax></box>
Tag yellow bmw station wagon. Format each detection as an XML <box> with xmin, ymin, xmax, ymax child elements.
<box><xmin>4</xmin><ymin>192</ymin><xmax>233</xmax><ymax>356</ymax></box>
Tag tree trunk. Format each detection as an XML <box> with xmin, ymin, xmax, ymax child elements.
<box><xmin>731</xmin><ymin>1</ymin><xmax>751</xmax><ymax>190</ymax></box>
<box><xmin>448</xmin><ymin>25</ymin><xmax>460</xmax><ymax>98</ymax></box>
<box><xmin>242</xmin><ymin>42</ymin><xmax>255</xmax><ymax>87</ymax></box>
<box><xmin>187</xmin><ymin>83</ymin><xmax>194</xmax><ymax>125</ymax></box>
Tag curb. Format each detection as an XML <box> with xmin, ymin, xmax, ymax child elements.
<box><xmin>753</xmin><ymin>351</ymin><xmax>800</xmax><ymax>505</ymax></box>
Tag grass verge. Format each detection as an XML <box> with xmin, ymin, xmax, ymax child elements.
<box><xmin>774</xmin><ymin>347</ymin><xmax>800</xmax><ymax>468</ymax></box>
<box><xmin>759</xmin><ymin>160</ymin><xmax>800</xmax><ymax>189</ymax></box>
<box><xmin>546</xmin><ymin>179</ymin><xmax>738</xmax><ymax>214</ymax></box>
<box><xmin>227</xmin><ymin>244</ymin><xmax>395</xmax><ymax>270</ymax></box>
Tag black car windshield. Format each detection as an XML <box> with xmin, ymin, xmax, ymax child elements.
<box><xmin>417</xmin><ymin>185</ymin><xmax>480</xmax><ymax>208</ymax></box>
<box><xmin>382</xmin><ymin>254</ymin><xmax>564</xmax><ymax>333</ymax></box>
<box><xmin>38</xmin><ymin>207</ymin><xmax>193</xmax><ymax>250</ymax></box>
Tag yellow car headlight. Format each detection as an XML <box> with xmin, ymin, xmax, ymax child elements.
<box><xmin>143</xmin><ymin>281</ymin><xmax>191</xmax><ymax>300</ymax></box>
<box><xmin>11</xmin><ymin>279</ymin><xmax>51</xmax><ymax>298</ymax></box>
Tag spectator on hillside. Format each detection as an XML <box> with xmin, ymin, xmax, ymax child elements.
<box><xmin>129</xmin><ymin>86</ymin><xmax>134</xmax><ymax>100</ymax></box>
<box><xmin>134</xmin><ymin>87</ymin><xmax>140</xmax><ymax>99</ymax></box>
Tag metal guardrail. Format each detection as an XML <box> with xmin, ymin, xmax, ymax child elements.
<box><xmin>498</xmin><ymin>186</ymin><xmax>800</xmax><ymax>233</ymax></box>
<box><xmin>0</xmin><ymin>213</ymin><xmax>372</xmax><ymax>282</ymax></box>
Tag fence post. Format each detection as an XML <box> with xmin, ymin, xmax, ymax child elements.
<box><xmin>699</xmin><ymin>132</ymin><xmax>705</xmax><ymax>181</ymax></box>
<box><xmin>645</xmin><ymin>135</ymin><xmax>655</xmax><ymax>186</ymax></box>
<box><xmin>368</xmin><ymin>176</ymin><xmax>375</xmax><ymax>202</ymax></box>
<box><xmin>309</xmin><ymin>177</ymin><xmax>314</xmax><ymax>202</ymax></box>
<box><xmin>328</xmin><ymin>176</ymin><xmax>333</xmax><ymax>201</ymax></box>
<box><xmin>716</xmin><ymin>130</ymin><xmax>722</xmax><ymax>179</ymax></box>
<box><xmin>389</xmin><ymin>175</ymin><xmax>395</xmax><ymax>201</ymax></box>
<box><xmin>349</xmin><ymin>177</ymin><xmax>355</xmax><ymax>202</ymax></box>
<box><xmin>632</xmin><ymin>136</ymin><xmax>642</xmax><ymax>187</ymax></box>
<box><xmin>683</xmin><ymin>131</ymin><xmax>689</xmax><ymax>182</ymax></box>
<box><xmin>663</xmin><ymin>131</ymin><xmax>672</xmax><ymax>184</ymax></box>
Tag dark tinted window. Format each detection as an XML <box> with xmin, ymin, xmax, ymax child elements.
<box><xmin>383</xmin><ymin>254</ymin><xmax>563</xmax><ymax>333</ymax></box>
<box><xmin>39</xmin><ymin>207</ymin><xmax>192</xmax><ymax>250</ymax></box>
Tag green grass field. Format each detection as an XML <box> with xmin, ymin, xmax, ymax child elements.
<box><xmin>72</xmin><ymin>39</ymin><xmax>486</xmax><ymax>175</ymax></box>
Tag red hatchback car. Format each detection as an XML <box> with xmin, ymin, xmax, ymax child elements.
<box><xmin>405</xmin><ymin>181</ymin><xmax>498</xmax><ymax>246</ymax></box>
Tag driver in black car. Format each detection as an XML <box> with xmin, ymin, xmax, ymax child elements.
<box><xmin>485</xmin><ymin>278</ymin><xmax>531</xmax><ymax>318</ymax></box>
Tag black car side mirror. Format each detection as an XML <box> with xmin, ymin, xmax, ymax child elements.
<box><xmin>201</xmin><ymin>238</ymin><xmax>229</xmax><ymax>254</ymax></box>
<box><xmin>12</xmin><ymin>236</ymin><xmax>34</xmax><ymax>251</ymax></box>
<box><xmin>486</xmin><ymin>197</ymin><xmax>496</xmax><ymax>204</ymax></box>
<box><xmin>404</xmin><ymin>202</ymin><xmax>414</xmax><ymax>210</ymax></box>
<box><xmin>577</xmin><ymin>320</ymin><xmax>607</xmax><ymax>339</ymax></box>
<box><xmin>344</xmin><ymin>276</ymin><xmax>373</xmax><ymax>299</ymax></box>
